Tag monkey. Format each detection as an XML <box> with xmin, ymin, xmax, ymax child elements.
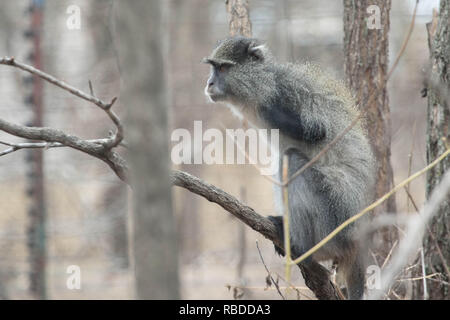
<box><xmin>203</xmin><ymin>36</ymin><xmax>376</xmax><ymax>300</ymax></box>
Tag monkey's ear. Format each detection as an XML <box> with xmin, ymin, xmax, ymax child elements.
<box><xmin>248</xmin><ymin>42</ymin><xmax>267</xmax><ymax>61</ymax></box>
<box><xmin>202</xmin><ymin>57</ymin><xmax>212</xmax><ymax>64</ymax></box>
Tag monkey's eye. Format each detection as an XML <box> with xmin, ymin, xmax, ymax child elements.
<box><xmin>217</xmin><ymin>64</ymin><xmax>229</xmax><ymax>73</ymax></box>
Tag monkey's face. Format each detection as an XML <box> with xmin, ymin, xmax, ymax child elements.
<box><xmin>204</xmin><ymin>61</ymin><xmax>233</xmax><ymax>102</ymax></box>
<box><xmin>203</xmin><ymin>36</ymin><xmax>269</xmax><ymax>104</ymax></box>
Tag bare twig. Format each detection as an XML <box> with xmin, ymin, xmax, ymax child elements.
<box><xmin>255</xmin><ymin>240</ymin><xmax>285</xmax><ymax>300</ymax></box>
<box><xmin>0</xmin><ymin>140</ymin><xmax>62</xmax><ymax>156</ymax></box>
<box><xmin>0</xmin><ymin>138</ymin><xmax>124</xmax><ymax>157</ymax></box>
<box><xmin>272</xmin><ymin>271</ymin><xmax>315</xmax><ymax>300</ymax></box>
<box><xmin>88</xmin><ymin>80</ymin><xmax>95</xmax><ymax>96</ymax></box>
<box><xmin>420</xmin><ymin>247</ymin><xmax>428</xmax><ymax>299</ymax></box>
<box><xmin>0</xmin><ymin>57</ymin><xmax>123</xmax><ymax>149</ymax></box>
<box><xmin>396</xmin><ymin>273</ymin><xmax>440</xmax><ymax>282</ymax></box>
<box><xmin>381</xmin><ymin>240</ymin><xmax>398</xmax><ymax>270</ymax></box>
<box><xmin>282</xmin><ymin>155</ymin><xmax>292</xmax><ymax>290</ymax></box>
<box><xmin>406</xmin><ymin>121</ymin><xmax>417</xmax><ymax>212</ymax></box>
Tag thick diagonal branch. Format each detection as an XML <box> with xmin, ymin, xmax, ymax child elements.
<box><xmin>171</xmin><ymin>170</ymin><xmax>281</xmax><ymax>248</ymax></box>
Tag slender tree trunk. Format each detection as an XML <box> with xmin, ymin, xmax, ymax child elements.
<box><xmin>116</xmin><ymin>0</ymin><xmax>179</xmax><ymax>299</ymax></box>
<box><xmin>343</xmin><ymin>0</ymin><xmax>397</xmax><ymax>268</ymax></box>
<box><xmin>27</xmin><ymin>0</ymin><xmax>47</xmax><ymax>300</ymax></box>
<box><xmin>413</xmin><ymin>0</ymin><xmax>450</xmax><ymax>300</ymax></box>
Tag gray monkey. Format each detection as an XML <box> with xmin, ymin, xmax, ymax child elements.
<box><xmin>203</xmin><ymin>36</ymin><xmax>375</xmax><ymax>300</ymax></box>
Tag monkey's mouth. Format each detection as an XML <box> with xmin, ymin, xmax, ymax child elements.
<box><xmin>204</xmin><ymin>87</ymin><xmax>224</xmax><ymax>102</ymax></box>
<box><xmin>207</xmin><ymin>93</ymin><xmax>220</xmax><ymax>102</ymax></box>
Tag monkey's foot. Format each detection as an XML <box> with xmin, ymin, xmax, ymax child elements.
<box><xmin>267</xmin><ymin>215</ymin><xmax>285</xmax><ymax>257</ymax></box>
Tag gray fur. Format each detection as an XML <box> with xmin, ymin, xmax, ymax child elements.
<box><xmin>204</xmin><ymin>36</ymin><xmax>375</xmax><ymax>299</ymax></box>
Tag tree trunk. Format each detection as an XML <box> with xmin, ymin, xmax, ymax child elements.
<box><xmin>226</xmin><ymin>0</ymin><xmax>252</xmax><ymax>37</ymax></box>
<box><xmin>414</xmin><ymin>0</ymin><xmax>450</xmax><ymax>300</ymax></box>
<box><xmin>27</xmin><ymin>0</ymin><xmax>47</xmax><ymax>300</ymax></box>
<box><xmin>343</xmin><ymin>0</ymin><xmax>397</xmax><ymax>268</ymax></box>
<box><xmin>116</xmin><ymin>0</ymin><xmax>179</xmax><ymax>299</ymax></box>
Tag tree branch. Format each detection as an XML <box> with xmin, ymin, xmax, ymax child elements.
<box><xmin>0</xmin><ymin>139</ymin><xmax>122</xmax><ymax>156</ymax></box>
<box><xmin>0</xmin><ymin>140</ymin><xmax>63</xmax><ymax>156</ymax></box>
<box><xmin>171</xmin><ymin>170</ymin><xmax>281</xmax><ymax>248</ymax></box>
<box><xmin>0</xmin><ymin>57</ymin><xmax>123</xmax><ymax>149</ymax></box>
<box><xmin>0</xmin><ymin>117</ymin><xmax>129</xmax><ymax>182</ymax></box>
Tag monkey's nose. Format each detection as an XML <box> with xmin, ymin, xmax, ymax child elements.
<box><xmin>208</xmin><ymin>81</ymin><xmax>214</xmax><ymax>87</ymax></box>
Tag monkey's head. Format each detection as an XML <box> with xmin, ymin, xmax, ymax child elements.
<box><xmin>203</xmin><ymin>36</ymin><xmax>271</xmax><ymax>103</ymax></box>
